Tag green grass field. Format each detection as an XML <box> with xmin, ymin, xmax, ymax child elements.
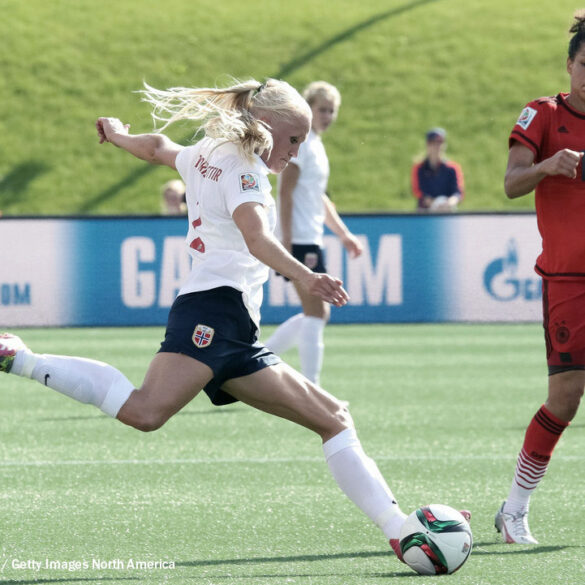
<box><xmin>1</xmin><ymin>324</ymin><xmax>584</xmax><ymax>584</ymax></box>
<box><xmin>0</xmin><ymin>0</ymin><xmax>582</xmax><ymax>215</ymax></box>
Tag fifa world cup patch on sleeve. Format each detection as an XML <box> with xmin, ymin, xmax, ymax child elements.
<box><xmin>240</xmin><ymin>173</ymin><xmax>260</xmax><ymax>193</ymax></box>
<box><xmin>192</xmin><ymin>324</ymin><xmax>214</xmax><ymax>348</ymax></box>
<box><xmin>516</xmin><ymin>107</ymin><xmax>537</xmax><ymax>130</ymax></box>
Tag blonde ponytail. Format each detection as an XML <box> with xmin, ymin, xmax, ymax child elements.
<box><xmin>138</xmin><ymin>78</ymin><xmax>311</xmax><ymax>161</ymax></box>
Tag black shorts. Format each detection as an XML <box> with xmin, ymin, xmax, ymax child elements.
<box><xmin>542</xmin><ymin>279</ymin><xmax>585</xmax><ymax>376</ymax></box>
<box><xmin>279</xmin><ymin>244</ymin><xmax>327</xmax><ymax>281</ymax></box>
<box><xmin>159</xmin><ymin>287</ymin><xmax>281</xmax><ymax>405</ymax></box>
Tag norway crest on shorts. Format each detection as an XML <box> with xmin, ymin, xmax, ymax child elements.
<box><xmin>192</xmin><ymin>324</ymin><xmax>214</xmax><ymax>348</ymax></box>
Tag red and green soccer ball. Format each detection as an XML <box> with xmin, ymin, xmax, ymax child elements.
<box><xmin>399</xmin><ymin>504</ymin><xmax>473</xmax><ymax>575</ymax></box>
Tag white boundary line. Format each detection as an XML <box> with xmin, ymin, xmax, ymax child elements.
<box><xmin>0</xmin><ymin>454</ymin><xmax>583</xmax><ymax>467</ymax></box>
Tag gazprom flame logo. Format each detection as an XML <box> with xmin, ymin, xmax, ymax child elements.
<box><xmin>483</xmin><ymin>239</ymin><xmax>541</xmax><ymax>301</ymax></box>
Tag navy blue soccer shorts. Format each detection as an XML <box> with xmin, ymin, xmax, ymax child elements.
<box><xmin>278</xmin><ymin>244</ymin><xmax>327</xmax><ymax>281</ymax></box>
<box><xmin>158</xmin><ymin>286</ymin><xmax>281</xmax><ymax>405</ymax></box>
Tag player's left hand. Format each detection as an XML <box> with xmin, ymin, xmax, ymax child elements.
<box><xmin>341</xmin><ymin>233</ymin><xmax>364</xmax><ymax>258</ymax></box>
<box><xmin>303</xmin><ymin>273</ymin><xmax>349</xmax><ymax>307</ymax></box>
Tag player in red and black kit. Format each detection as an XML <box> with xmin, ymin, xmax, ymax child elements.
<box><xmin>495</xmin><ymin>12</ymin><xmax>585</xmax><ymax>544</ymax></box>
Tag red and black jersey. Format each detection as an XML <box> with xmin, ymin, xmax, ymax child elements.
<box><xmin>510</xmin><ymin>93</ymin><xmax>585</xmax><ymax>279</ymax></box>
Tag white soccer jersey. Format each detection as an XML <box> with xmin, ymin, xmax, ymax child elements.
<box><xmin>175</xmin><ymin>137</ymin><xmax>276</xmax><ymax>326</ymax></box>
<box><xmin>277</xmin><ymin>129</ymin><xmax>329</xmax><ymax>246</ymax></box>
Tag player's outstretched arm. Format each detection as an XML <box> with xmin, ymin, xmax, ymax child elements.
<box><xmin>233</xmin><ymin>201</ymin><xmax>349</xmax><ymax>307</ymax></box>
<box><xmin>96</xmin><ymin>117</ymin><xmax>183</xmax><ymax>169</ymax></box>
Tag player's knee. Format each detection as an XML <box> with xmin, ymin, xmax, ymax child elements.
<box><xmin>318</xmin><ymin>304</ymin><xmax>331</xmax><ymax>322</ymax></box>
<box><xmin>548</xmin><ymin>375</ymin><xmax>585</xmax><ymax>421</ymax></box>
<box><xmin>303</xmin><ymin>302</ymin><xmax>330</xmax><ymax>321</ymax></box>
<box><xmin>324</xmin><ymin>399</ymin><xmax>354</xmax><ymax>436</ymax></box>
<box><xmin>337</xmin><ymin>400</ymin><xmax>353</xmax><ymax>426</ymax></box>
<box><xmin>124</xmin><ymin>410</ymin><xmax>168</xmax><ymax>433</ymax></box>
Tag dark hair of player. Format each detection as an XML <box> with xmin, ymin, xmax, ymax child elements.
<box><xmin>568</xmin><ymin>11</ymin><xmax>585</xmax><ymax>60</ymax></box>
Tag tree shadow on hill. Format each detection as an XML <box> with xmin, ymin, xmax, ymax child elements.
<box><xmin>277</xmin><ymin>0</ymin><xmax>439</xmax><ymax>78</ymax></box>
<box><xmin>76</xmin><ymin>164</ymin><xmax>154</xmax><ymax>213</ymax></box>
<box><xmin>77</xmin><ymin>0</ymin><xmax>440</xmax><ymax>212</ymax></box>
<box><xmin>0</xmin><ymin>161</ymin><xmax>49</xmax><ymax>209</ymax></box>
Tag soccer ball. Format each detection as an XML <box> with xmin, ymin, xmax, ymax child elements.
<box><xmin>399</xmin><ymin>504</ymin><xmax>472</xmax><ymax>575</ymax></box>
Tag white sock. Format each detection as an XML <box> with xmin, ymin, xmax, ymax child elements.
<box><xmin>264</xmin><ymin>313</ymin><xmax>304</xmax><ymax>355</ymax></box>
<box><xmin>505</xmin><ymin>446</ymin><xmax>551</xmax><ymax>516</ymax></box>
<box><xmin>505</xmin><ymin>470</ymin><xmax>535</xmax><ymax>515</ymax></box>
<box><xmin>505</xmin><ymin>490</ymin><xmax>532</xmax><ymax>516</ymax></box>
<box><xmin>12</xmin><ymin>351</ymin><xmax>134</xmax><ymax>418</ymax></box>
<box><xmin>323</xmin><ymin>427</ymin><xmax>405</xmax><ymax>540</ymax></box>
<box><xmin>299</xmin><ymin>316</ymin><xmax>325</xmax><ymax>384</ymax></box>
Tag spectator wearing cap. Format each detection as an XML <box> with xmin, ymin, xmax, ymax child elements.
<box><xmin>411</xmin><ymin>128</ymin><xmax>464</xmax><ymax>212</ymax></box>
<box><xmin>161</xmin><ymin>179</ymin><xmax>187</xmax><ymax>215</ymax></box>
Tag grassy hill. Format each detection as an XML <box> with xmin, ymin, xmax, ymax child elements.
<box><xmin>0</xmin><ymin>0</ymin><xmax>579</xmax><ymax>215</ymax></box>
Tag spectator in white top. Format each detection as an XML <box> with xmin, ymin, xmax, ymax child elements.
<box><xmin>265</xmin><ymin>81</ymin><xmax>363</xmax><ymax>384</ymax></box>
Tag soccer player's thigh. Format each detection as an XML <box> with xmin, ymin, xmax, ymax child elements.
<box><xmin>545</xmin><ymin>280</ymin><xmax>585</xmax><ymax>418</ymax></box>
<box><xmin>545</xmin><ymin>280</ymin><xmax>585</xmax><ymax>364</ymax></box>
<box><xmin>222</xmin><ymin>362</ymin><xmax>351</xmax><ymax>440</ymax></box>
<box><xmin>118</xmin><ymin>352</ymin><xmax>213</xmax><ymax>427</ymax></box>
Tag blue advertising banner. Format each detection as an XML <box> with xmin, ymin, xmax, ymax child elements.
<box><xmin>0</xmin><ymin>214</ymin><xmax>543</xmax><ymax>327</ymax></box>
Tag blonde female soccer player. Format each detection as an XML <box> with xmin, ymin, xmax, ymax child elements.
<box><xmin>1</xmin><ymin>77</ymin><xmax>410</xmax><ymax>559</ymax></box>
<box><xmin>264</xmin><ymin>81</ymin><xmax>363</xmax><ymax>384</ymax></box>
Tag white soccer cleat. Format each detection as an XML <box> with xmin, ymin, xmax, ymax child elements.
<box><xmin>0</xmin><ymin>333</ymin><xmax>29</xmax><ymax>374</ymax></box>
<box><xmin>495</xmin><ymin>501</ymin><xmax>538</xmax><ymax>544</ymax></box>
<box><xmin>0</xmin><ymin>333</ymin><xmax>35</xmax><ymax>378</ymax></box>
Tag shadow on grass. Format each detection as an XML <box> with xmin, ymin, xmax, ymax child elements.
<box><xmin>176</xmin><ymin>544</ymin><xmax>579</xmax><ymax>579</ymax></box>
<box><xmin>177</xmin><ymin>571</ymin><xmax>414</xmax><ymax>580</ymax></box>
<box><xmin>177</xmin><ymin>549</ymin><xmax>390</xmax><ymax>568</ymax></box>
<box><xmin>0</xmin><ymin>578</ymin><xmax>138</xmax><ymax>585</ymax></box>
<box><xmin>36</xmin><ymin>407</ymin><xmax>240</xmax><ymax>422</ymax></box>
<box><xmin>471</xmin><ymin>541</ymin><xmax>579</xmax><ymax>555</ymax></box>
<box><xmin>0</xmin><ymin>161</ymin><xmax>49</xmax><ymax>208</ymax></box>
<box><xmin>76</xmin><ymin>164</ymin><xmax>154</xmax><ymax>213</ymax></box>
<box><xmin>176</xmin><ymin>552</ymin><xmax>413</xmax><ymax>580</ymax></box>
<box><xmin>277</xmin><ymin>0</ymin><xmax>439</xmax><ymax>78</ymax></box>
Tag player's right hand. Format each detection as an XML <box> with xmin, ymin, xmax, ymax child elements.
<box><xmin>96</xmin><ymin>117</ymin><xmax>131</xmax><ymax>144</ymax></box>
<box><xmin>543</xmin><ymin>148</ymin><xmax>584</xmax><ymax>179</ymax></box>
